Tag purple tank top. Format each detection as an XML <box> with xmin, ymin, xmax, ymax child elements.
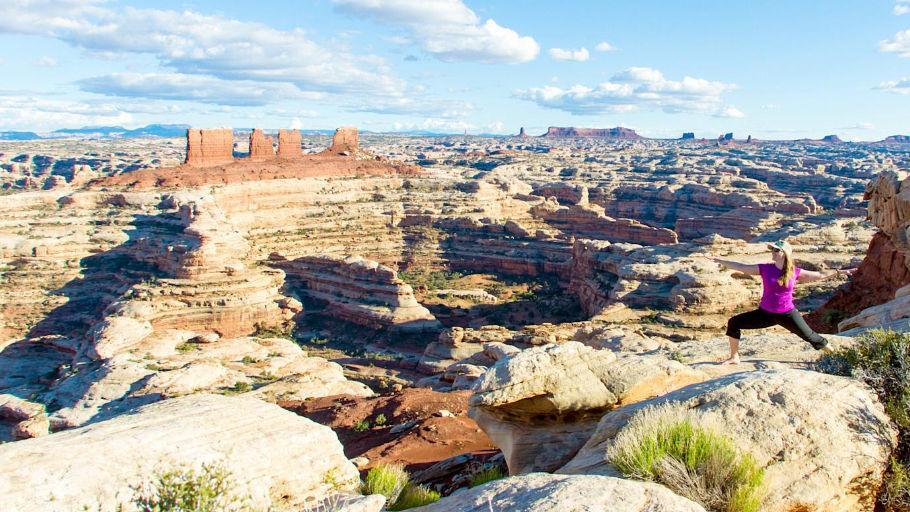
<box><xmin>758</xmin><ymin>263</ymin><xmax>801</xmax><ymax>313</ymax></box>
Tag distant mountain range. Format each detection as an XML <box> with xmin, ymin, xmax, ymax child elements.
<box><xmin>0</xmin><ymin>124</ymin><xmax>190</xmax><ymax>140</ymax></box>
<box><xmin>2</xmin><ymin>124</ymin><xmax>910</xmax><ymax>143</ymax></box>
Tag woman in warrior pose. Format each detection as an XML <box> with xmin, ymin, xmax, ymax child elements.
<box><xmin>711</xmin><ymin>240</ymin><xmax>853</xmax><ymax>365</ymax></box>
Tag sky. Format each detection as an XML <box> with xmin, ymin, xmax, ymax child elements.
<box><xmin>1</xmin><ymin>0</ymin><xmax>910</xmax><ymax>140</ymax></box>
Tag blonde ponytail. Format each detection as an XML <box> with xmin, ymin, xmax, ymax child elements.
<box><xmin>777</xmin><ymin>252</ymin><xmax>795</xmax><ymax>286</ymax></box>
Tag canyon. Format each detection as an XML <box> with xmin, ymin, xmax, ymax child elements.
<box><xmin>0</xmin><ymin>127</ymin><xmax>908</xmax><ymax>511</ymax></box>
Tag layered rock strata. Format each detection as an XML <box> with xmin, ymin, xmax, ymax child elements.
<box><xmin>542</xmin><ymin>127</ymin><xmax>642</xmax><ymax>139</ymax></box>
<box><xmin>331</xmin><ymin>126</ymin><xmax>359</xmax><ymax>152</ymax></box>
<box><xmin>276</xmin><ymin>254</ymin><xmax>441</xmax><ymax>332</ymax></box>
<box><xmin>277</xmin><ymin>129</ymin><xmax>302</xmax><ymax>159</ymax></box>
<box><xmin>184</xmin><ymin>128</ymin><xmax>233</xmax><ymax>167</ymax></box>
<box><xmin>248</xmin><ymin>128</ymin><xmax>274</xmax><ymax>160</ymax></box>
<box><xmin>823</xmin><ymin>171</ymin><xmax>910</xmax><ymax>332</ymax></box>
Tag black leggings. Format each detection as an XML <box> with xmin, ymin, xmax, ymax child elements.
<box><xmin>725</xmin><ymin>308</ymin><xmax>828</xmax><ymax>350</ymax></box>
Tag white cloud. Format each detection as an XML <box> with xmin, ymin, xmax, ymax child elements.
<box><xmin>290</xmin><ymin>118</ymin><xmax>303</xmax><ymax>130</ymax></box>
<box><xmin>33</xmin><ymin>56</ymin><xmax>58</xmax><ymax>67</ymax></box>
<box><xmin>346</xmin><ymin>95</ymin><xmax>474</xmax><ymax>118</ymax></box>
<box><xmin>515</xmin><ymin>67</ymin><xmax>740</xmax><ymax>117</ymax></box>
<box><xmin>0</xmin><ymin>93</ymin><xmax>134</xmax><ymax>131</ymax></box>
<box><xmin>392</xmin><ymin>117</ymin><xmax>475</xmax><ymax>133</ymax></box>
<box><xmin>876</xmin><ymin>77</ymin><xmax>910</xmax><ymax>93</ymax></box>
<box><xmin>0</xmin><ymin>0</ymin><xmax>405</xmax><ymax>99</ymax></box>
<box><xmin>594</xmin><ymin>41</ymin><xmax>615</xmax><ymax>52</ymax></box>
<box><xmin>841</xmin><ymin>122</ymin><xmax>875</xmax><ymax>130</ymax></box>
<box><xmin>881</xmin><ymin>30</ymin><xmax>910</xmax><ymax>57</ymax></box>
<box><xmin>77</xmin><ymin>73</ymin><xmax>324</xmax><ymax>106</ymax></box>
<box><xmin>896</xmin><ymin>1</ymin><xmax>910</xmax><ymax>15</ymax></box>
<box><xmin>333</xmin><ymin>0</ymin><xmax>539</xmax><ymax>63</ymax></box>
<box><xmin>548</xmin><ymin>47</ymin><xmax>590</xmax><ymax>62</ymax></box>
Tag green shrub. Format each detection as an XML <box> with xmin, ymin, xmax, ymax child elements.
<box><xmin>470</xmin><ymin>466</ymin><xmax>506</xmax><ymax>487</ymax></box>
<box><xmin>388</xmin><ymin>483</ymin><xmax>441</xmax><ymax>510</ymax></box>
<box><xmin>362</xmin><ymin>463</ymin><xmax>408</xmax><ymax>504</ymax></box>
<box><xmin>609</xmin><ymin>404</ymin><xmax>765</xmax><ymax>512</ymax></box>
<box><xmin>353</xmin><ymin>419</ymin><xmax>370</xmax><ymax>432</ymax></box>
<box><xmin>374</xmin><ymin>413</ymin><xmax>387</xmax><ymax>427</ymax></box>
<box><xmin>817</xmin><ymin>329</ymin><xmax>910</xmax><ymax>510</ymax></box>
<box><xmin>223</xmin><ymin>381</ymin><xmax>252</xmax><ymax>395</ymax></box>
<box><xmin>132</xmin><ymin>462</ymin><xmax>251</xmax><ymax>512</ymax></box>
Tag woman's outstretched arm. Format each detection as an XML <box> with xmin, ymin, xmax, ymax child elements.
<box><xmin>798</xmin><ymin>267</ymin><xmax>855</xmax><ymax>283</ymax></box>
<box><xmin>710</xmin><ymin>257</ymin><xmax>761</xmax><ymax>275</ymax></box>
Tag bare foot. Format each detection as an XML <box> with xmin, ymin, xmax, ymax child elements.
<box><xmin>719</xmin><ymin>356</ymin><xmax>741</xmax><ymax>365</ymax></box>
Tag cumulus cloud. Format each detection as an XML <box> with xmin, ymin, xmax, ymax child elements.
<box><xmin>841</xmin><ymin>122</ymin><xmax>875</xmax><ymax>130</ymax></box>
<box><xmin>881</xmin><ymin>30</ymin><xmax>910</xmax><ymax>57</ymax></box>
<box><xmin>876</xmin><ymin>77</ymin><xmax>910</xmax><ymax>93</ymax></box>
<box><xmin>0</xmin><ymin>92</ymin><xmax>134</xmax><ymax>131</ymax></box>
<box><xmin>896</xmin><ymin>1</ymin><xmax>910</xmax><ymax>15</ymax></box>
<box><xmin>594</xmin><ymin>41</ymin><xmax>616</xmax><ymax>52</ymax></box>
<box><xmin>333</xmin><ymin>0</ymin><xmax>539</xmax><ymax>63</ymax></box>
<box><xmin>392</xmin><ymin>117</ymin><xmax>475</xmax><ymax>133</ymax></box>
<box><xmin>515</xmin><ymin>67</ymin><xmax>740</xmax><ymax>117</ymax></box>
<box><xmin>548</xmin><ymin>47</ymin><xmax>590</xmax><ymax>62</ymax></box>
<box><xmin>346</xmin><ymin>96</ymin><xmax>474</xmax><ymax>118</ymax></box>
<box><xmin>0</xmin><ymin>0</ymin><xmax>404</xmax><ymax>99</ymax></box>
<box><xmin>77</xmin><ymin>73</ymin><xmax>324</xmax><ymax>106</ymax></box>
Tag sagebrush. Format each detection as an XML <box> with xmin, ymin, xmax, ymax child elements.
<box><xmin>132</xmin><ymin>462</ymin><xmax>251</xmax><ymax>512</ymax></box>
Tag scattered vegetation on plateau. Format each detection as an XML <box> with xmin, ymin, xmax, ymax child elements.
<box><xmin>398</xmin><ymin>269</ymin><xmax>463</xmax><ymax>291</ymax></box>
<box><xmin>362</xmin><ymin>463</ymin><xmax>440</xmax><ymax>510</ymax></box>
<box><xmin>609</xmin><ymin>404</ymin><xmax>765</xmax><ymax>512</ymax></box>
<box><xmin>469</xmin><ymin>466</ymin><xmax>506</xmax><ymax>488</ymax></box>
<box><xmin>817</xmin><ymin>329</ymin><xmax>910</xmax><ymax>511</ymax></box>
<box><xmin>132</xmin><ymin>462</ymin><xmax>251</xmax><ymax>512</ymax></box>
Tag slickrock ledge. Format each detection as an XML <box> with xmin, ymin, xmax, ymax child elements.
<box><xmin>468</xmin><ymin>342</ymin><xmax>705</xmax><ymax>474</ymax></box>
<box><xmin>0</xmin><ymin>394</ymin><xmax>361</xmax><ymax>512</ymax></box>
<box><xmin>409</xmin><ymin>473</ymin><xmax>705</xmax><ymax>512</ymax></box>
<box><xmin>560</xmin><ymin>369</ymin><xmax>896</xmax><ymax>512</ymax></box>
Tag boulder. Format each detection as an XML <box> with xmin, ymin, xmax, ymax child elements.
<box><xmin>409</xmin><ymin>473</ymin><xmax>705</xmax><ymax>511</ymax></box>
<box><xmin>469</xmin><ymin>342</ymin><xmax>705</xmax><ymax>474</ymax></box>
<box><xmin>560</xmin><ymin>369</ymin><xmax>896</xmax><ymax>512</ymax></box>
<box><xmin>0</xmin><ymin>394</ymin><xmax>360</xmax><ymax>511</ymax></box>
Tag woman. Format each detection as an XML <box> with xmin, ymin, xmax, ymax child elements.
<box><xmin>711</xmin><ymin>240</ymin><xmax>852</xmax><ymax>365</ymax></box>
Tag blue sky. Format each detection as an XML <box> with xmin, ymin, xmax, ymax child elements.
<box><xmin>1</xmin><ymin>0</ymin><xmax>910</xmax><ymax>139</ymax></box>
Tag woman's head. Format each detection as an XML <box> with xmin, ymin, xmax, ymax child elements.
<box><xmin>768</xmin><ymin>240</ymin><xmax>795</xmax><ymax>286</ymax></box>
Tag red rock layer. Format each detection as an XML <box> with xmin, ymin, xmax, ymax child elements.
<box><xmin>185</xmin><ymin>128</ymin><xmax>234</xmax><ymax>167</ymax></box>
<box><xmin>248</xmin><ymin>129</ymin><xmax>274</xmax><ymax>160</ymax></box>
<box><xmin>277</xmin><ymin>129</ymin><xmax>302</xmax><ymax>159</ymax></box>
<box><xmin>542</xmin><ymin>126</ymin><xmax>641</xmax><ymax>139</ymax></box>
<box><xmin>331</xmin><ymin>127</ymin><xmax>359</xmax><ymax>151</ymax></box>
<box><xmin>807</xmin><ymin>232</ymin><xmax>910</xmax><ymax>332</ymax></box>
<box><xmin>91</xmin><ymin>155</ymin><xmax>421</xmax><ymax>189</ymax></box>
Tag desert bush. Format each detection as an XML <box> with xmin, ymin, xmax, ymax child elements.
<box><xmin>388</xmin><ymin>483</ymin><xmax>441</xmax><ymax>510</ymax></box>
<box><xmin>817</xmin><ymin>329</ymin><xmax>910</xmax><ymax>510</ymax></box>
<box><xmin>469</xmin><ymin>466</ymin><xmax>506</xmax><ymax>488</ymax></box>
<box><xmin>353</xmin><ymin>419</ymin><xmax>370</xmax><ymax>432</ymax></box>
<box><xmin>609</xmin><ymin>404</ymin><xmax>765</xmax><ymax>512</ymax></box>
<box><xmin>362</xmin><ymin>463</ymin><xmax>408</xmax><ymax>504</ymax></box>
<box><xmin>374</xmin><ymin>413</ymin><xmax>387</xmax><ymax>426</ymax></box>
<box><xmin>133</xmin><ymin>462</ymin><xmax>251</xmax><ymax>512</ymax></box>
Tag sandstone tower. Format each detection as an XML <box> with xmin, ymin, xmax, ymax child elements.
<box><xmin>331</xmin><ymin>127</ymin><xmax>359</xmax><ymax>152</ymax></box>
<box><xmin>185</xmin><ymin>128</ymin><xmax>234</xmax><ymax>167</ymax></box>
<box><xmin>248</xmin><ymin>129</ymin><xmax>275</xmax><ymax>160</ymax></box>
<box><xmin>277</xmin><ymin>129</ymin><xmax>303</xmax><ymax>159</ymax></box>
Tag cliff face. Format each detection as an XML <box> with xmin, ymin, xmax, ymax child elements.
<box><xmin>817</xmin><ymin>171</ymin><xmax>910</xmax><ymax>333</ymax></box>
<box><xmin>542</xmin><ymin>127</ymin><xmax>642</xmax><ymax>139</ymax></box>
<box><xmin>185</xmin><ymin>128</ymin><xmax>234</xmax><ymax>167</ymax></box>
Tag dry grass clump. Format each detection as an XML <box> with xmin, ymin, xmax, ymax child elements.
<box><xmin>469</xmin><ymin>466</ymin><xmax>506</xmax><ymax>488</ymax></box>
<box><xmin>362</xmin><ymin>463</ymin><xmax>440</xmax><ymax>510</ymax></box>
<box><xmin>608</xmin><ymin>404</ymin><xmax>765</xmax><ymax>512</ymax></box>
